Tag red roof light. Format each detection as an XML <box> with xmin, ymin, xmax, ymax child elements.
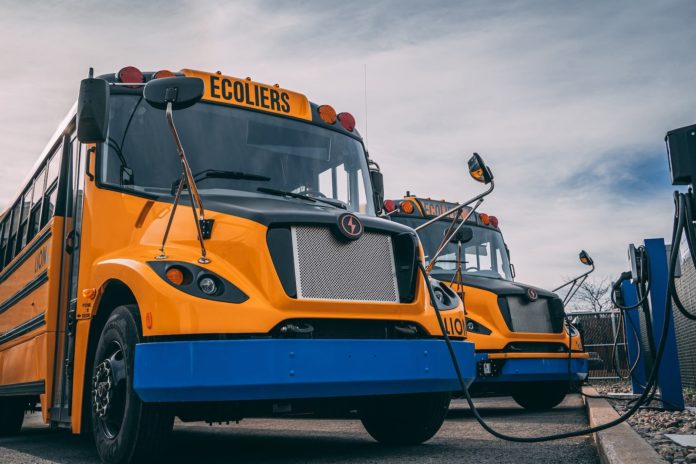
<box><xmin>337</xmin><ymin>112</ymin><xmax>356</xmax><ymax>132</ymax></box>
<box><xmin>383</xmin><ymin>199</ymin><xmax>397</xmax><ymax>212</ymax></box>
<box><xmin>117</xmin><ymin>66</ymin><xmax>144</xmax><ymax>87</ymax></box>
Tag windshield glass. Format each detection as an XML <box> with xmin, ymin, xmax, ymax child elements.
<box><xmin>394</xmin><ymin>216</ymin><xmax>513</xmax><ymax>281</ymax></box>
<box><xmin>100</xmin><ymin>94</ymin><xmax>375</xmax><ymax>215</ymax></box>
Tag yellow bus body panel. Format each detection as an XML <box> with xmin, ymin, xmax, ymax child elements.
<box><xmin>67</xmin><ymin>181</ymin><xmax>464</xmax><ymax>433</ymax></box>
<box><xmin>0</xmin><ymin>217</ymin><xmax>64</xmax><ymax>424</ymax></box>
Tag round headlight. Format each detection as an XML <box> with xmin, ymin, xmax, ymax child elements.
<box><xmin>199</xmin><ymin>276</ymin><xmax>218</xmax><ymax>295</ymax></box>
<box><xmin>433</xmin><ymin>287</ymin><xmax>445</xmax><ymax>303</ymax></box>
<box><xmin>467</xmin><ymin>320</ymin><xmax>475</xmax><ymax>331</ymax></box>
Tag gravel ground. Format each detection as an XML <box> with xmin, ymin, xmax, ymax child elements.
<box><xmin>592</xmin><ymin>381</ymin><xmax>696</xmax><ymax>463</ymax></box>
<box><xmin>0</xmin><ymin>395</ymin><xmax>598</xmax><ymax>464</ymax></box>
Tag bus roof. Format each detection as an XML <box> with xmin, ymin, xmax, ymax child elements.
<box><xmin>99</xmin><ymin>68</ymin><xmax>363</xmax><ymax>141</ymax></box>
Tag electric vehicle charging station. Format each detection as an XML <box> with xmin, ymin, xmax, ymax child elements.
<box><xmin>613</xmin><ymin>240</ymin><xmax>685</xmax><ymax>410</ymax></box>
<box><xmin>605</xmin><ymin>123</ymin><xmax>696</xmax><ymax>411</ymax></box>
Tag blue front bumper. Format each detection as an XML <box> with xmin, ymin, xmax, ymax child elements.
<box><xmin>474</xmin><ymin>356</ymin><xmax>589</xmax><ymax>384</ymax></box>
<box><xmin>134</xmin><ymin>339</ymin><xmax>476</xmax><ymax>403</ymax></box>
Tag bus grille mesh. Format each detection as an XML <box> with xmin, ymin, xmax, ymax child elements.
<box><xmin>291</xmin><ymin>226</ymin><xmax>399</xmax><ymax>302</ymax></box>
<box><xmin>505</xmin><ymin>296</ymin><xmax>564</xmax><ymax>334</ymax></box>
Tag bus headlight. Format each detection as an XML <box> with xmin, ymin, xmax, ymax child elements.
<box><xmin>428</xmin><ymin>278</ymin><xmax>460</xmax><ymax>310</ymax></box>
<box><xmin>148</xmin><ymin>261</ymin><xmax>248</xmax><ymax>303</ymax></box>
<box><xmin>466</xmin><ymin>318</ymin><xmax>492</xmax><ymax>335</ymax></box>
<box><xmin>198</xmin><ymin>276</ymin><xmax>219</xmax><ymax>295</ymax></box>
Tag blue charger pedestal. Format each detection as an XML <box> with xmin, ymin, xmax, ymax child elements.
<box><xmin>621</xmin><ymin>280</ymin><xmax>647</xmax><ymax>394</ymax></box>
<box><xmin>644</xmin><ymin>238</ymin><xmax>684</xmax><ymax>411</ymax></box>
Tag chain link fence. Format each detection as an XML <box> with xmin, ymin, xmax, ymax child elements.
<box><xmin>570</xmin><ymin>310</ymin><xmax>629</xmax><ymax>379</ymax></box>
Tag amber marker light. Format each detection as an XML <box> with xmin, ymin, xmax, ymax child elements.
<box><xmin>400</xmin><ymin>200</ymin><xmax>415</xmax><ymax>214</ymax></box>
<box><xmin>318</xmin><ymin>105</ymin><xmax>337</xmax><ymax>124</ymax></box>
<box><xmin>82</xmin><ymin>288</ymin><xmax>97</xmax><ymax>300</ymax></box>
<box><xmin>165</xmin><ymin>267</ymin><xmax>185</xmax><ymax>286</ymax></box>
<box><xmin>153</xmin><ymin>70</ymin><xmax>176</xmax><ymax>79</ymax></box>
<box><xmin>479</xmin><ymin>213</ymin><xmax>490</xmax><ymax>225</ymax></box>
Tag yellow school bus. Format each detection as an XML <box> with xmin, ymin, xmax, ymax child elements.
<box><xmin>0</xmin><ymin>67</ymin><xmax>475</xmax><ymax>463</ymax></box>
<box><xmin>386</xmin><ymin>195</ymin><xmax>589</xmax><ymax>410</ymax></box>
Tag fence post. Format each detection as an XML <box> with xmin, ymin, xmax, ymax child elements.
<box><xmin>620</xmin><ymin>280</ymin><xmax>646</xmax><ymax>394</ymax></box>
<box><xmin>644</xmin><ymin>238</ymin><xmax>684</xmax><ymax>410</ymax></box>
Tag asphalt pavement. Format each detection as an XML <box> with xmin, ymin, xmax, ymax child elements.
<box><xmin>0</xmin><ymin>395</ymin><xmax>599</xmax><ymax>463</ymax></box>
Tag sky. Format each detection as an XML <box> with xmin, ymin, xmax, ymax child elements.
<box><xmin>0</xmin><ymin>0</ymin><xmax>695</xmax><ymax>289</ymax></box>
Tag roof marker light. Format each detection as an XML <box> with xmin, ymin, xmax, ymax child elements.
<box><xmin>117</xmin><ymin>66</ymin><xmax>144</xmax><ymax>88</ymax></box>
<box><xmin>489</xmin><ymin>216</ymin><xmax>499</xmax><ymax>228</ymax></box>
<box><xmin>318</xmin><ymin>105</ymin><xmax>337</xmax><ymax>124</ymax></box>
<box><xmin>337</xmin><ymin>112</ymin><xmax>356</xmax><ymax>131</ymax></box>
<box><xmin>479</xmin><ymin>213</ymin><xmax>490</xmax><ymax>225</ymax></box>
<box><xmin>153</xmin><ymin>70</ymin><xmax>176</xmax><ymax>79</ymax></box>
<box><xmin>383</xmin><ymin>199</ymin><xmax>397</xmax><ymax>213</ymax></box>
<box><xmin>400</xmin><ymin>200</ymin><xmax>415</xmax><ymax>214</ymax></box>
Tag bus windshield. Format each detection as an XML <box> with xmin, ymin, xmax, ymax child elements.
<box><xmin>395</xmin><ymin>216</ymin><xmax>513</xmax><ymax>281</ymax></box>
<box><xmin>100</xmin><ymin>94</ymin><xmax>375</xmax><ymax>215</ymax></box>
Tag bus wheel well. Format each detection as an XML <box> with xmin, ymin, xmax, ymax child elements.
<box><xmin>80</xmin><ymin>280</ymin><xmax>139</xmax><ymax>435</ymax></box>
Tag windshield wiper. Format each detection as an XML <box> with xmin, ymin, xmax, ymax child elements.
<box><xmin>257</xmin><ymin>187</ymin><xmax>347</xmax><ymax>210</ymax></box>
<box><xmin>170</xmin><ymin>170</ymin><xmax>271</xmax><ymax>194</ymax></box>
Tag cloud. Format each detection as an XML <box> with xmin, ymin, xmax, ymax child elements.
<box><xmin>0</xmin><ymin>0</ymin><xmax>694</xmax><ymax>288</ymax></box>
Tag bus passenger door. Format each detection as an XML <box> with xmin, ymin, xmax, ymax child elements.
<box><xmin>50</xmin><ymin>136</ymin><xmax>86</xmax><ymax>425</ymax></box>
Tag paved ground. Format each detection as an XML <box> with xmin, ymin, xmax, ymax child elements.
<box><xmin>0</xmin><ymin>395</ymin><xmax>599</xmax><ymax>463</ymax></box>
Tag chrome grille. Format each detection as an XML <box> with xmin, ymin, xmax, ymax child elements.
<box><xmin>506</xmin><ymin>296</ymin><xmax>562</xmax><ymax>333</ymax></box>
<box><xmin>291</xmin><ymin>226</ymin><xmax>399</xmax><ymax>302</ymax></box>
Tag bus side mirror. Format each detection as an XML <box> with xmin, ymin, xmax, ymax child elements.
<box><xmin>449</xmin><ymin>227</ymin><xmax>473</xmax><ymax>244</ymax></box>
<box><xmin>579</xmin><ymin>250</ymin><xmax>594</xmax><ymax>266</ymax></box>
<box><xmin>468</xmin><ymin>152</ymin><xmax>494</xmax><ymax>184</ymax></box>
<box><xmin>144</xmin><ymin>77</ymin><xmax>204</xmax><ymax>110</ymax></box>
<box><xmin>370</xmin><ymin>170</ymin><xmax>385</xmax><ymax>213</ymax></box>
<box><xmin>77</xmin><ymin>78</ymin><xmax>110</xmax><ymax>143</ymax></box>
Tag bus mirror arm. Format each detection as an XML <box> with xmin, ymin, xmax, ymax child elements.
<box><xmin>427</xmin><ymin>197</ymin><xmax>484</xmax><ymax>272</ymax></box>
<box><xmin>143</xmin><ymin>76</ymin><xmax>210</xmax><ymax>263</ymax></box>
<box><xmin>552</xmin><ymin>261</ymin><xmax>596</xmax><ymax>306</ymax></box>
<box><xmin>156</xmin><ymin>101</ymin><xmax>212</xmax><ymax>264</ymax></box>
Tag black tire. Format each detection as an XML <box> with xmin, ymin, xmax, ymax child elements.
<box><xmin>360</xmin><ymin>392</ymin><xmax>450</xmax><ymax>445</ymax></box>
<box><xmin>90</xmin><ymin>305</ymin><xmax>173</xmax><ymax>464</ymax></box>
<box><xmin>0</xmin><ymin>397</ymin><xmax>25</xmax><ymax>436</ymax></box>
<box><xmin>511</xmin><ymin>382</ymin><xmax>568</xmax><ymax>410</ymax></box>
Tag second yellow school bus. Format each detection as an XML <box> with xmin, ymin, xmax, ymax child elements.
<box><xmin>386</xmin><ymin>195</ymin><xmax>588</xmax><ymax>410</ymax></box>
<box><xmin>0</xmin><ymin>67</ymin><xmax>475</xmax><ymax>464</ymax></box>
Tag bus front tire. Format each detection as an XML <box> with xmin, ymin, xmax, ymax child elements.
<box><xmin>90</xmin><ymin>305</ymin><xmax>173</xmax><ymax>464</ymax></box>
<box><xmin>360</xmin><ymin>392</ymin><xmax>450</xmax><ymax>445</ymax></box>
<box><xmin>0</xmin><ymin>397</ymin><xmax>25</xmax><ymax>436</ymax></box>
<box><xmin>511</xmin><ymin>382</ymin><xmax>568</xmax><ymax>410</ymax></box>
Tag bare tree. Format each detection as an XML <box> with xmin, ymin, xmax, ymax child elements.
<box><xmin>569</xmin><ymin>276</ymin><xmax>613</xmax><ymax>312</ymax></box>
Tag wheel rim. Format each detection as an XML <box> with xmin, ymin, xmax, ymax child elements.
<box><xmin>93</xmin><ymin>340</ymin><xmax>127</xmax><ymax>439</ymax></box>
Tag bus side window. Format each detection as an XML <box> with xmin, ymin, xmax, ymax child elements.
<box><xmin>16</xmin><ymin>185</ymin><xmax>33</xmax><ymax>253</ymax></box>
<box><xmin>5</xmin><ymin>201</ymin><xmax>21</xmax><ymax>264</ymax></box>
<box><xmin>28</xmin><ymin>167</ymin><xmax>47</xmax><ymax>242</ymax></box>
<box><xmin>0</xmin><ymin>213</ymin><xmax>10</xmax><ymax>270</ymax></box>
<box><xmin>41</xmin><ymin>151</ymin><xmax>61</xmax><ymax>228</ymax></box>
<box><xmin>41</xmin><ymin>185</ymin><xmax>58</xmax><ymax>228</ymax></box>
<box><xmin>0</xmin><ymin>220</ymin><xmax>5</xmax><ymax>270</ymax></box>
